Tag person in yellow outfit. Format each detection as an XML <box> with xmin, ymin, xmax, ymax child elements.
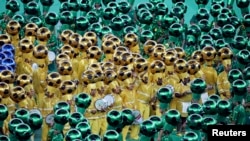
<box><xmin>6</xmin><ymin>20</ymin><xmax>21</xmax><ymax>48</ymax></box>
<box><xmin>24</xmin><ymin>23</ymin><xmax>38</xmax><ymax>44</ymax></box>
<box><xmin>172</xmin><ymin>59</ymin><xmax>193</xmax><ymax>132</ymax></box>
<box><xmin>101</xmin><ymin>38</ymin><xmax>117</xmax><ymax>62</ymax></box>
<box><xmin>10</xmin><ymin>86</ymin><xmax>27</xmax><ymax>109</ymax></box>
<box><xmin>143</xmin><ymin>40</ymin><xmax>157</xmax><ymax>64</ymax></box>
<box><xmin>120</xmin><ymin>76</ymin><xmax>140</xmax><ymax>141</ymax></box>
<box><xmin>187</xmin><ymin>59</ymin><xmax>205</xmax><ymax>81</ymax></box>
<box><xmin>217</xmin><ymin>47</ymin><xmax>233</xmax><ymax>100</ymax></box>
<box><xmin>201</xmin><ymin>46</ymin><xmax>218</xmax><ymax>96</ymax></box>
<box><xmin>40</xmin><ymin>84</ymin><xmax>60</xmax><ymax>141</ymax></box>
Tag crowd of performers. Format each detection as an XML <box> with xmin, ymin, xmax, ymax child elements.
<box><xmin>0</xmin><ymin>0</ymin><xmax>250</xmax><ymax>141</ymax></box>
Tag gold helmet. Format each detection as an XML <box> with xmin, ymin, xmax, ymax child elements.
<box><xmin>152</xmin><ymin>46</ymin><xmax>166</xmax><ymax>60</ymax></box>
<box><xmin>6</xmin><ymin>20</ymin><xmax>21</xmax><ymax>35</ymax></box>
<box><xmin>78</xmin><ymin>37</ymin><xmax>92</xmax><ymax>52</ymax></box>
<box><xmin>59</xmin><ymin>80</ymin><xmax>77</xmax><ymax>95</ymax></box>
<box><xmin>143</xmin><ymin>40</ymin><xmax>157</xmax><ymax>55</ymax></box>
<box><xmin>60</xmin><ymin>29</ymin><xmax>73</xmax><ymax>44</ymax></box>
<box><xmin>88</xmin><ymin>62</ymin><xmax>103</xmax><ymax>71</ymax></box>
<box><xmin>0</xmin><ymin>82</ymin><xmax>10</xmax><ymax>98</ymax></box>
<box><xmin>202</xmin><ymin>46</ymin><xmax>217</xmax><ymax>61</ymax></box>
<box><xmin>191</xmin><ymin>50</ymin><xmax>204</xmax><ymax>65</ymax></box>
<box><xmin>109</xmin><ymin>36</ymin><xmax>122</xmax><ymax>47</ymax></box>
<box><xmin>101</xmin><ymin>62</ymin><xmax>116</xmax><ymax>71</ymax></box>
<box><xmin>150</xmin><ymin>60</ymin><xmax>165</xmax><ymax>74</ymax></box>
<box><xmin>117</xmin><ymin>66</ymin><xmax>132</xmax><ymax>81</ymax></box>
<box><xmin>102</xmin><ymin>34</ymin><xmax>114</xmax><ymax>42</ymax></box>
<box><xmin>69</xmin><ymin>33</ymin><xmax>82</xmax><ymax>48</ymax></box>
<box><xmin>174</xmin><ymin>59</ymin><xmax>188</xmax><ymax>73</ymax></box>
<box><xmin>56</xmin><ymin>53</ymin><xmax>70</xmax><ymax>65</ymax></box>
<box><xmin>104</xmin><ymin>69</ymin><xmax>117</xmax><ymax>84</ymax></box>
<box><xmin>113</xmin><ymin>46</ymin><xmax>129</xmax><ymax>65</ymax></box>
<box><xmin>83</xmin><ymin>31</ymin><xmax>97</xmax><ymax>46</ymax></box>
<box><xmin>0</xmin><ymin>70</ymin><xmax>15</xmax><ymax>84</ymax></box>
<box><xmin>36</xmin><ymin>27</ymin><xmax>51</xmax><ymax>41</ymax></box>
<box><xmin>18</xmin><ymin>38</ymin><xmax>34</xmax><ymax>53</ymax></box>
<box><xmin>81</xmin><ymin>69</ymin><xmax>97</xmax><ymax>85</ymax></box>
<box><xmin>120</xmin><ymin>52</ymin><xmax>134</xmax><ymax>66</ymax></box>
<box><xmin>87</xmin><ymin>46</ymin><xmax>102</xmax><ymax>60</ymax></box>
<box><xmin>134</xmin><ymin>57</ymin><xmax>148</xmax><ymax>73</ymax></box>
<box><xmin>155</xmin><ymin>44</ymin><xmax>165</xmax><ymax>48</ymax></box>
<box><xmin>11</xmin><ymin>86</ymin><xmax>26</xmax><ymax>103</ymax></box>
<box><xmin>46</xmin><ymin>72</ymin><xmax>62</xmax><ymax>88</ymax></box>
<box><xmin>174</xmin><ymin>47</ymin><xmax>185</xmax><ymax>59</ymax></box>
<box><xmin>16</xmin><ymin>74</ymin><xmax>32</xmax><ymax>87</ymax></box>
<box><xmin>124</xmin><ymin>33</ymin><xmax>139</xmax><ymax>48</ymax></box>
<box><xmin>33</xmin><ymin>44</ymin><xmax>48</xmax><ymax>59</ymax></box>
<box><xmin>57</xmin><ymin>60</ymin><xmax>73</xmax><ymax>75</ymax></box>
<box><xmin>187</xmin><ymin>59</ymin><xmax>201</xmax><ymax>75</ymax></box>
<box><xmin>217</xmin><ymin>47</ymin><xmax>233</xmax><ymax>60</ymax></box>
<box><xmin>163</xmin><ymin>50</ymin><xmax>177</xmax><ymax>66</ymax></box>
<box><xmin>59</xmin><ymin>45</ymin><xmax>75</xmax><ymax>59</ymax></box>
<box><xmin>93</xmin><ymin>68</ymin><xmax>104</xmax><ymax>81</ymax></box>
<box><xmin>102</xmin><ymin>39</ymin><xmax>117</xmax><ymax>54</ymax></box>
<box><xmin>24</xmin><ymin>23</ymin><xmax>38</xmax><ymax>37</ymax></box>
<box><xmin>0</xmin><ymin>34</ymin><xmax>11</xmax><ymax>47</ymax></box>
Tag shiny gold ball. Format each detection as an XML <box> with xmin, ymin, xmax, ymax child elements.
<box><xmin>217</xmin><ymin>47</ymin><xmax>233</xmax><ymax>60</ymax></box>
<box><xmin>187</xmin><ymin>59</ymin><xmax>201</xmax><ymax>75</ymax></box>
<box><xmin>144</xmin><ymin>40</ymin><xmax>157</xmax><ymax>55</ymax></box>
<box><xmin>202</xmin><ymin>46</ymin><xmax>217</xmax><ymax>61</ymax></box>
<box><xmin>0</xmin><ymin>70</ymin><xmax>15</xmax><ymax>84</ymax></box>
<box><xmin>16</xmin><ymin>74</ymin><xmax>32</xmax><ymax>87</ymax></box>
<box><xmin>174</xmin><ymin>47</ymin><xmax>185</xmax><ymax>59</ymax></box>
<box><xmin>87</xmin><ymin>46</ymin><xmax>102</xmax><ymax>60</ymax></box>
<box><xmin>117</xmin><ymin>66</ymin><xmax>132</xmax><ymax>81</ymax></box>
<box><xmin>24</xmin><ymin>23</ymin><xmax>38</xmax><ymax>37</ymax></box>
<box><xmin>134</xmin><ymin>57</ymin><xmax>148</xmax><ymax>73</ymax></box>
<box><xmin>163</xmin><ymin>50</ymin><xmax>177</xmax><ymax>66</ymax></box>
<box><xmin>104</xmin><ymin>69</ymin><xmax>117</xmax><ymax>84</ymax></box>
<box><xmin>56</xmin><ymin>53</ymin><xmax>70</xmax><ymax>65</ymax></box>
<box><xmin>150</xmin><ymin>60</ymin><xmax>166</xmax><ymax>74</ymax></box>
<box><xmin>0</xmin><ymin>82</ymin><xmax>10</xmax><ymax>98</ymax></box>
<box><xmin>83</xmin><ymin>31</ymin><xmax>97</xmax><ymax>46</ymax></box>
<box><xmin>46</xmin><ymin>72</ymin><xmax>62</xmax><ymax>88</ymax></box>
<box><xmin>124</xmin><ymin>33</ymin><xmax>139</xmax><ymax>48</ymax></box>
<box><xmin>57</xmin><ymin>60</ymin><xmax>73</xmax><ymax>75</ymax></box>
<box><xmin>59</xmin><ymin>80</ymin><xmax>77</xmax><ymax>95</ymax></box>
<box><xmin>59</xmin><ymin>45</ymin><xmax>75</xmax><ymax>59</ymax></box>
<box><xmin>69</xmin><ymin>33</ymin><xmax>82</xmax><ymax>48</ymax></box>
<box><xmin>60</xmin><ymin>29</ymin><xmax>73</xmax><ymax>44</ymax></box>
<box><xmin>191</xmin><ymin>50</ymin><xmax>205</xmax><ymax>65</ymax></box>
<box><xmin>18</xmin><ymin>38</ymin><xmax>34</xmax><ymax>53</ymax></box>
<box><xmin>36</xmin><ymin>27</ymin><xmax>51</xmax><ymax>41</ymax></box>
<box><xmin>102</xmin><ymin>39</ymin><xmax>117</xmax><ymax>54</ymax></box>
<box><xmin>6</xmin><ymin>20</ymin><xmax>21</xmax><ymax>35</ymax></box>
<box><xmin>11</xmin><ymin>86</ymin><xmax>26</xmax><ymax>103</ymax></box>
<box><xmin>33</xmin><ymin>44</ymin><xmax>48</xmax><ymax>58</ymax></box>
<box><xmin>78</xmin><ymin>37</ymin><xmax>92</xmax><ymax>52</ymax></box>
<box><xmin>0</xmin><ymin>34</ymin><xmax>11</xmax><ymax>47</ymax></box>
<box><xmin>174</xmin><ymin>59</ymin><xmax>188</xmax><ymax>73</ymax></box>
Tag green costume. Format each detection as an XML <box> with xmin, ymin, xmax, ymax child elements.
<box><xmin>106</xmin><ymin>110</ymin><xmax>124</xmax><ymax>140</ymax></box>
<box><xmin>157</xmin><ymin>86</ymin><xmax>173</xmax><ymax>113</ymax></box>
<box><xmin>216</xmin><ymin>100</ymin><xmax>232</xmax><ymax>125</ymax></box>
<box><xmin>186</xmin><ymin>114</ymin><xmax>203</xmax><ymax>141</ymax></box>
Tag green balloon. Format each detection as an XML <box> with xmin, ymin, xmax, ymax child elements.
<box><xmin>123</xmin><ymin>26</ymin><xmax>138</xmax><ymax>36</ymax></box>
<box><xmin>100</xmin><ymin>26</ymin><xmax>113</xmax><ymax>38</ymax></box>
<box><xmin>196</xmin><ymin>8</ymin><xmax>209</xmax><ymax>20</ymax></box>
<box><xmin>29</xmin><ymin>16</ymin><xmax>43</xmax><ymax>27</ymax></box>
<box><xmin>217</xmin><ymin>13</ymin><xmax>230</xmax><ymax>27</ymax></box>
<box><xmin>68</xmin><ymin>0</ymin><xmax>79</xmax><ymax>11</ymax></box>
<box><xmin>236</xmin><ymin>0</ymin><xmax>250</xmax><ymax>8</ymax></box>
<box><xmin>107</xmin><ymin>110</ymin><xmax>123</xmax><ymax>127</ymax></box>
<box><xmin>60</xmin><ymin>11</ymin><xmax>74</xmax><ymax>25</ymax></box>
<box><xmin>232</xmin><ymin>79</ymin><xmax>247</xmax><ymax>96</ymax></box>
<box><xmin>214</xmin><ymin>39</ymin><xmax>229</xmax><ymax>50</ymax></box>
<box><xmin>230</xmin><ymin>16</ymin><xmax>242</xmax><ymax>28</ymax></box>
<box><xmin>6</xmin><ymin>0</ymin><xmax>20</xmax><ymax>13</ymax></box>
<box><xmin>120</xmin><ymin>14</ymin><xmax>132</xmax><ymax>26</ymax></box>
<box><xmin>182</xmin><ymin>131</ymin><xmax>199</xmax><ymax>141</ymax></box>
<box><xmin>201</xmin><ymin>117</ymin><xmax>217</xmax><ymax>132</ymax></box>
<box><xmin>149</xmin><ymin>115</ymin><xmax>164</xmax><ymax>131</ymax></box>
<box><xmin>45</xmin><ymin>12</ymin><xmax>59</xmax><ymax>26</ymax></box>
<box><xmin>222</xmin><ymin>24</ymin><xmax>235</xmax><ymax>38</ymax></box>
<box><xmin>88</xmin><ymin>22</ymin><xmax>102</xmax><ymax>36</ymax></box>
<box><xmin>54</xmin><ymin>108</ymin><xmax>70</xmax><ymax>125</ymax></box>
<box><xmin>216</xmin><ymin>100</ymin><xmax>232</xmax><ymax>117</ymax></box>
<box><xmin>110</xmin><ymin>16</ymin><xmax>125</xmax><ymax>31</ymax></box>
<box><xmin>198</xmin><ymin>19</ymin><xmax>212</xmax><ymax>33</ymax></box>
<box><xmin>14</xmin><ymin>108</ymin><xmax>30</xmax><ymax>124</ymax></box>
<box><xmin>117</xmin><ymin>1</ymin><xmax>131</xmax><ymax>14</ymax></box>
<box><xmin>144</xmin><ymin>2</ymin><xmax>155</xmax><ymax>13</ymax></box>
<box><xmin>212</xmin><ymin>0</ymin><xmax>225</xmax><ymax>6</ymax></box>
<box><xmin>209</xmin><ymin>27</ymin><xmax>223</xmax><ymax>40</ymax></box>
<box><xmin>121</xmin><ymin>109</ymin><xmax>134</xmax><ymax>126</ymax></box>
<box><xmin>76</xmin><ymin>16</ymin><xmax>89</xmax><ymax>31</ymax></box>
<box><xmin>139</xmin><ymin>120</ymin><xmax>157</xmax><ymax>137</ymax></box>
<box><xmin>0</xmin><ymin>104</ymin><xmax>8</xmax><ymax>121</ymax></box>
<box><xmin>232</xmin><ymin>36</ymin><xmax>247</xmax><ymax>51</ymax></box>
<box><xmin>199</xmin><ymin>39</ymin><xmax>214</xmax><ymax>49</ymax></box>
<box><xmin>208</xmin><ymin>94</ymin><xmax>221</xmax><ymax>103</ymax></box>
<box><xmin>85</xmin><ymin>134</ymin><xmax>101</xmax><ymax>141</ymax></box>
<box><xmin>102</xmin><ymin>7</ymin><xmax>117</xmax><ymax>21</ymax></box>
<box><xmin>14</xmin><ymin>123</ymin><xmax>33</xmax><ymax>140</ymax></box>
<box><xmin>140</xmin><ymin>30</ymin><xmax>154</xmax><ymax>43</ymax></box>
<box><xmin>60</xmin><ymin>2</ymin><xmax>70</xmax><ymax>12</ymax></box>
<box><xmin>236</xmin><ymin>49</ymin><xmax>250</xmax><ymax>66</ymax></box>
<box><xmin>12</xmin><ymin>14</ymin><xmax>25</xmax><ymax>27</ymax></box>
<box><xmin>107</xmin><ymin>1</ymin><xmax>118</xmax><ymax>9</ymax></box>
<box><xmin>161</xmin><ymin>15</ymin><xmax>179</xmax><ymax>28</ymax></box>
<box><xmin>164</xmin><ymin>109</ymin><xmax>181</xmax><ymax>126</ymax></box>
<box><xmin>174</xmin><ymin>2</ymin><xmax>187</xmax><ymax>13</ymax></box>
<box><xmin>187</xmin><ymin>24</ymin><xmax>201</xmax><ymax>38</ymax></box>
<box><xmin>54</xmin><ymin>101</ymin><xmax>71</xmax><ymax>113</ymax></box>
<box><xmin>0</xmin><ymin>135</ymin><xmax>10</xmax><ymax>141</ymax></box>
<box><xmin>186</xmin><ymin>114</ymin><xmax>203</xmax><ymax>130</ymax></box>
<box><xmin>202</xmin><ymin>100</ymin><xmax>217</xmax><ymax>115</ymax></box>
<box><xmin>191</xmin><ymin>78</ymin><xmax>207</xmax><ymax>101</ymax></box>
<box><xmin>69</xmin><ymin>112</ymin><xmax>85</xmax><ymax>128</ymax></box>
<box><xmin>228</xmin><ymin>69</ymin><xmax>244</xmax><ymax>84</ymax></box>
<box><xmin>187</xmin><ymin>103</ymin><xmax>203</xmax><ymax>116</ymax></box>
<box><xmin>155</xmin><ymin>2</ymin><xmax>168</xmax><ymax>15</ymax></box>
<box><xmin>243</xmin><ymin>14</ymin><xmax>250</xmax><ymax>27</ymax></box>
<box><xmin>135</xmin><ymin>3</ymin><xmax>148</xmax><ymax>13</ymax></box>
<box><xmin>79</xmin><ymin>0</ymin><xmax>92</xmax><ymax>13</ymax></box>
<box><xmin>75</xmin><ymin>122</ymin><xmax>91</xmax><ymax>139</ymax></box>
<box><xmin>28</xmin><ymin>112</ymin><xmax>43</xmax><ymax>131</ymax></box>
<box><xmin>65</xmin><ymin>128</ymin><xmax>82</xmax><ymax>141</ymax></box>
<box><xmin>157</xmin><ymin>87</ymin><xmax>173</xmax><ymax>103</ymax></box>
<box><xmin>199</xmin><ymin>34</ymin><xmax>213</xmax><ymax>44</ymax></box>
<box><xmin>24</xmin><ymin>1</ymin><xmax>40</xmax><ymax>16</ymax></box>
<box><xmin>169</xmin><ymin>23</ymin><xmax>184</xmax><ymax>37</ymax></box>
<box><xmin>138</xmin><ymin>11</ymin><xmax>153</xmax><ymax>25</ymax></box>
<box><xmin>86</xmin><ymin>11</ymin><xmax>99</xmax><ymax>24</ymax></box>
<box><xmin>8</xmin><ymin>118</ymin><xmax>23</xmax><ymax>134</ymax></box>
<box><xmin>170</xmin><ymin>6</ymin><xmax>184</xmax><ymax>19</ymax></box>
<box><xmin>103</xmin><ymin>130</ymin><xmax>120</xmax><ymax>141</ymax></box>
<box><xmin>210</xmin><ymin>4</ymin><xmax>222</xmax><ymax>18</ymax></box>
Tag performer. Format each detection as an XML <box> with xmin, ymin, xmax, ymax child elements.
<box><xmin>124</xmin><ymin>33</ymin><xmax>140</xmax><ymax>54</ymax></box>
<box><xmin>216</xmin><ymin>100</ymin><xmax>232</xmax><ymax>125</ymax></box>
<box><xmin>217</xmin><ymin>47</ymin><xmax>233</xmax><ymax>100</ymax></box>
<box><xmin>187</xmin><ymin>59</ymin><xmax>205</xmax><ymax>81</ymax></box>
<box><xmin>24</xmin><ymin>23</ymin><xmax>38</xmax><ymax>44</ymax></box>
<box><xmin>6</xmin><ymin>20</ymin><xmax>21</xmax><ymax>48</ymax></box>
<box><xmin>10</xmin><ymin>86</ymin><xmax>28</xmax><ymax>109</ymax></box>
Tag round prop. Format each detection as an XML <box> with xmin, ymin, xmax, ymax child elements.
<box><xmin>45</xmin><ymin>114</ymin><xmax>54</xmax><ymax>125</ymax></box>
<box><xmin>95</xmin><ymin>99</ymin><xmax>107</xmax><ymax>111</ymax></box>
<box><xmin>103</xmin><ymin>94</ymin><xmax>115</xmax><ymax>107</ymax></box>
<box><xmin>48</xmin><ymin>51</ymin><xmax>56</xmax><ymax>62</ymax></box>
<box><xmin>29</xmin><ymin>109</ymin><xmax>41</xmax><ymax>115</ymax></box>
<box><xmin>132</xmin><ymin>110</ymin><xmax>143</xmax><ymax>125</ymax></box>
